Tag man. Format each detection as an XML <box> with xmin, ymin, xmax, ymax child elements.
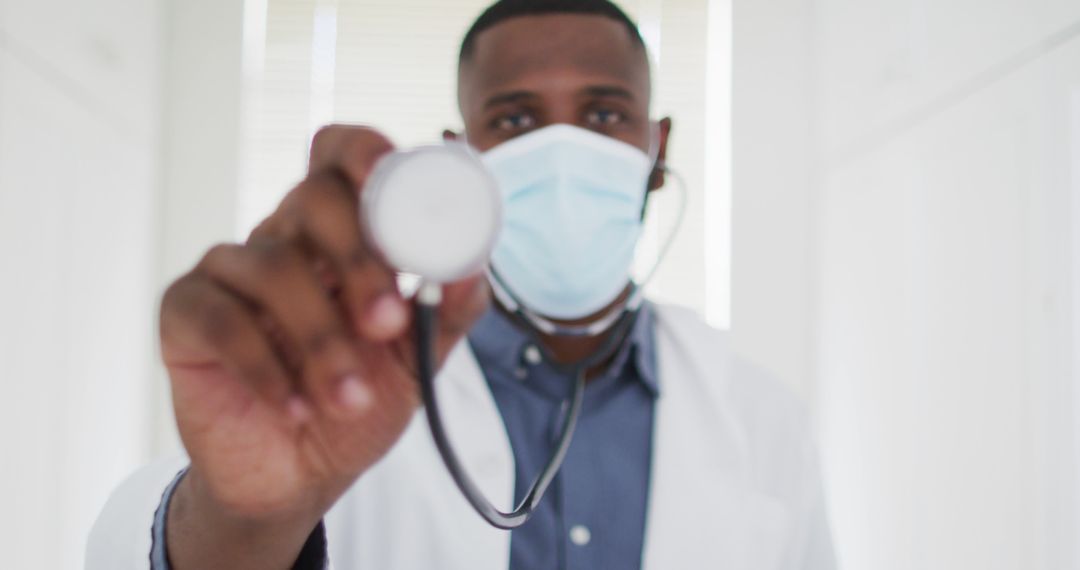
<box><xmin>87</xmin><ymin>1</ymin><xmax>836</xmax><ymax>568</ymax></box>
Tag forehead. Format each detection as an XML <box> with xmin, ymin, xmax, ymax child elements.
<box><xmin>458</xmin><ymin>14</ymin><xmax>650</xmax><ymax>110</ymax></box>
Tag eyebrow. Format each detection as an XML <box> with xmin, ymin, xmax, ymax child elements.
<box><xmin>582</xmin><ymin>85</ymin><xmax>636</xmax><ymax>101</ymax></box>
<box><xmin>483</xmin><ymin>90</ymin><xmax>537</xmax><ymax>110</ymax></box>
<box><xmin>482</xmin><ymin>84</ymin><xmax>637</xmax><ymax>110</ymax></box>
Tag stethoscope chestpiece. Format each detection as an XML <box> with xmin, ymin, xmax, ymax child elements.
<box><xmin>361</xmin><ymin>142</ymin><xmax>502</xmax><ymax>284</ymax></box>
<box><xmin>358</xmin><ymin>138</ymin><xmax>655</xmax><ymax>531</ymax></box>
<box><xmin>360</xmin><ymin>140</ymin><xmax>587</xmax><ymax>531</ymax></box>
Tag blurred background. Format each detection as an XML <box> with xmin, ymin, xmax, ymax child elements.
<box><xmin>1</xmin><ymin>0</ymin><xmax>1078</xmax><ymax>568</ymax></box>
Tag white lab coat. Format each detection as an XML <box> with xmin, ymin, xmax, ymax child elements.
<box><xmin>87</xmin><ymin>303</ymin><xmax>836</xmax><ymax>569</ymax></box>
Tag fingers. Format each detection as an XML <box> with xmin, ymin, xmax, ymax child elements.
<box><xmin>163</xmin><ymin>124</ymin><xmax>481</xmax><ymax>427</ymax></box>
<box><xmin>308</xmin><ymin>124</ymin><xmax>394</xmax><ymax>190</ymax></box>
<box><xmin>161</xmin><ymin>273</ymin><xmax>297</xmax><ymax>419</ymax></box>
<box><xmin>382</xmin><ymin>274</ymin><xmax>489</xmax><ymax>387</ymax></box>
<box><xmin>266</xmin><ymin>172</ymin><xmax>409</xmax><ymax>341</ymax></box>
<box><xmin>169</xmin><ymin>125</ymin><xmax>404</xmax><ymax>422</ymax></box>
<box><xmin>197</xmin><ymin>242</ymin><xmax>370</xmax><ymax>417</ymax></box>
<box><xmin>256</xmin><ymin>125</ymin><xmax>408</xmax><ymax>341</ymax></box>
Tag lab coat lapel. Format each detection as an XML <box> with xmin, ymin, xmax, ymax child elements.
<box><xmin>364</xmin><ymin>308</ymin><xmax>791</xmax><ymax>570</ymax></box>
<box><xmin>331</xmin><ymin>342</ymin><xmax>514</xmax><ymax>570</ymax></box>
<box><xmin>435</xmin><ymin>341</ymin><xmax>517</xmax><ymax>514</ymax></box>
<box><xmin>431</xmin><ymin>342</ymin><xmax>516</xmax><ymax>562</ymax></box>
<box><xmin>641</xmin><ymin>306</ymin><xmax>791</xmax><ymax>570</ymax></box>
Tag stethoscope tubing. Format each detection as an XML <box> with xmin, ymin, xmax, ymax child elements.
<box><xmin>405</xmin><ymin>155</ymin><xmax>683</xmax><ymax>529</ymax></box>
<box><xmin>413</xmin><ymin>287</ymin><xmax>640</xmax><ymax>529</ymax></box>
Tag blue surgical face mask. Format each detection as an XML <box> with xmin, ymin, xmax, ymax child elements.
<box><xmin>481</xmin><ymin>124</ymin><xmax>656</xmax><ymax>320</ymax></box>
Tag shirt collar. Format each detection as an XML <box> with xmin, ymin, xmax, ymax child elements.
<box><xmin>467</xmin><ymin>301</ymin><xmax>659</xmax><ymax>396</ymax></box>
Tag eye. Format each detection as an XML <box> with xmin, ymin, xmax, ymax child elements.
<box><xmin>492</xmin><ymin>112</ymin><xmax>536</xmax><ymax>132</ymax></box>
<box><xmin>585</xmin><ymin>108</ymin><xmax>626</xmax><ymax>127</ymax></box>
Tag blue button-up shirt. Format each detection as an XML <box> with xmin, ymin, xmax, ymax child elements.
<box><xmin>151</xmin><ymin>303</ymin><xmax>659</xmax><ymax>569</ymax></box>
<box><xmin>469</xmin><ymin>303</ymin><xmax>659</xmax><ymax>570</ymax></box>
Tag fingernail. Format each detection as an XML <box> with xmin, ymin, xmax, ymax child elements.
<box><xmin>339</xmin><ymin>375</ymin><xmax>372</xmax><ymax>412</ymax></box>
<box><xmin>367</xmin><ymin>294</ymin><xmax>407</xmax><ymax>335</ymax></box>
<box><xmin>287</xmin><ymin>397</ymin><xmax>312</xmax><ymax>425</ymax></box>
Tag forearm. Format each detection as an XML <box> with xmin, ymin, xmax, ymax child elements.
<box><xmin>165</xmin><ymin>469</ymin><xmax>324</xmax><ymax>570</ymax></box>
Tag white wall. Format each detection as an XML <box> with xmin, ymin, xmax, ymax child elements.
<box><xmin>814</xmin><ymin>1</ymin><xmax>1080</xmax><ymax>566</ymax></box>
<box><xmin>0</xmin><ymin>0</ymin><xmax>163</xmax><ymax>567</ymax></box>
<box><xmin>0</xmin><ymin>0</ymin><xmax>246</xmax><ymax>566</ymax></box>
<box><xmin>733</xmin><ymin>0</ymin><xmax>1080</xmax><ymax>568</ymax></box>
<box><xmin>152</xmin><ymin>0</ymin><xmax>248</xmax><ymax>455</ymax></box>
<box><xmin>731</xmin><ymin>0</ymin><xmax>818</xmax><ymax>399</ymax></box>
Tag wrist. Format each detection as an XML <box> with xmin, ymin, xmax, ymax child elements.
<box><xmin>187</xmin><ymin>466</ymin><xmax>327</xmax><ymax>525</ymax></box>
<box><xmin>166</xmin><ymin>468</ymin><xmax>325</xmax><ymax>570</ymax></box>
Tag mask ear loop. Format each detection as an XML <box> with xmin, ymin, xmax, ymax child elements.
<box><xmin>635</xmin><ymin>159</ymin><xmax>688</xmax><ymax>289</ymax></box>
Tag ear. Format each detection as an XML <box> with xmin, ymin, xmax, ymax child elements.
<box><xmin>647</xmin><ymin>117</ymin><xmax>673</xmax><ymax>192</ymax></box>
<box><xmin>442</xmin><ymin>129</ymin><xmax>460</xmax><ymax>141</ymax></box>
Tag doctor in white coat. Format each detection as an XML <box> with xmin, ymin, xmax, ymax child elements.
<box><xmin>88</xmin><ymin>1</ymin><xmax>836</xmax><ymax>568</ymax></box>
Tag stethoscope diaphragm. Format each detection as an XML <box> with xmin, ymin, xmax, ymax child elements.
<box><xmin>362</xmin><ymin>142</ymin><xmax>502</xmax><ymax>284</ymax></box>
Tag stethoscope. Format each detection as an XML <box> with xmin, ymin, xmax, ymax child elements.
<box><xmin>361</xmin><ymin>136</ymin><xmax>686</xmax><ymax>530</ymax></box>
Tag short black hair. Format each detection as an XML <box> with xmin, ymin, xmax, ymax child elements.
<box><xmin>459</xmin><ymin>0</ymin><xmax>646</xmax><ymax>62</ymax></box>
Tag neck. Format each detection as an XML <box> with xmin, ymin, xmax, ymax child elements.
<box><xmin>496</xmin><ymin>284</ymin><xmax>635</xmax><ymax>376</ymax></box>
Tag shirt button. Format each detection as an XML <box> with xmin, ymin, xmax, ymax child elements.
<box><xmin>523</xmin><ymin>345</ymin><xmax>542</xmax><ymax>365</ymax></box>
<box><xmin>513</xmin><ymin>367</ymin><xmax>528</xmax><ymax>380</ymax></box>
<box><xmin>569</xmin><ymin>525</ymin><xmax>591</xmax><ymax>546</ymax></box>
